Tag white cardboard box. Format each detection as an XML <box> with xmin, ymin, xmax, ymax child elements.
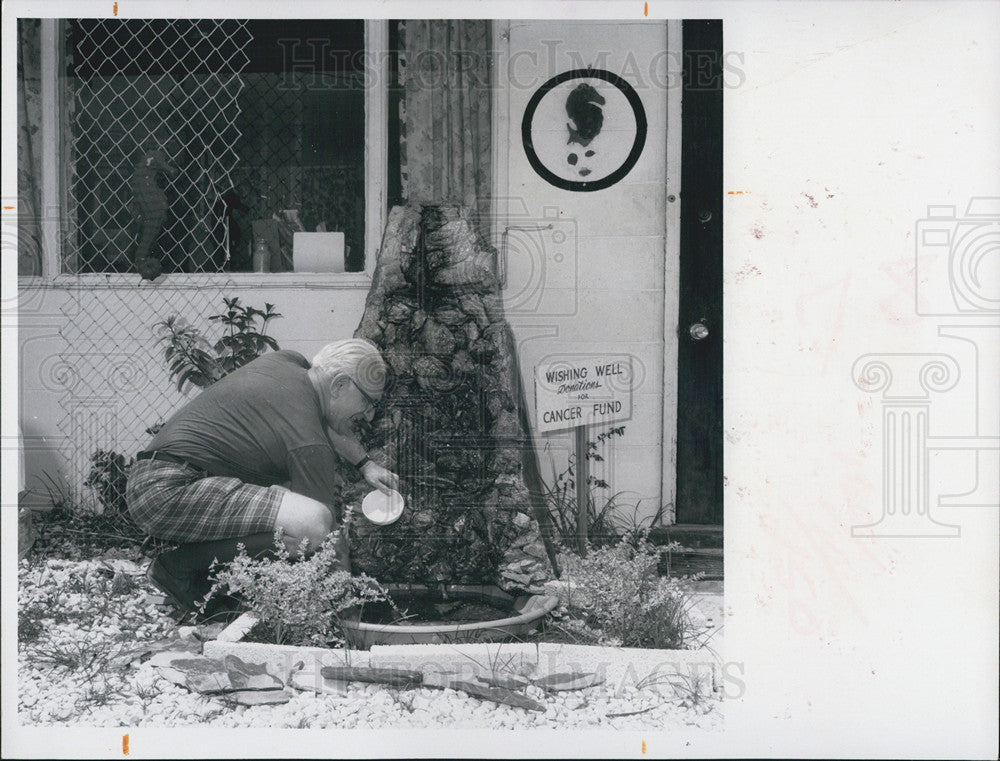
<box><xmin>293</xmin><ymin>231</ymin><xmax>345</xmax><ymax>273</ymax></box>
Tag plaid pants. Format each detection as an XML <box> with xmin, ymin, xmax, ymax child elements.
<box><xmin>126</xmin><ymin>459</ymin><xmax>285</xmax><ymax>542</ymax></box>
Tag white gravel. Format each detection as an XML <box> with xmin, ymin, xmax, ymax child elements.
<box><xmin>18</xmin><ymin>557</ymin><xmax>722</xmax><ymax>730</ymax></box>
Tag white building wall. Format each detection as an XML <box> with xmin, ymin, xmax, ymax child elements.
<box><xmin>495</xmin><ymin>20</ymin><xmax>678</xmax><ymax>526</ymax></box>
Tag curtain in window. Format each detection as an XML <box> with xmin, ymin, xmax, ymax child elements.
<box><xmin>400</xmin><ymin>20</ymin><xmax>491</xmax><ymax>240</ymax></box>
<box><xmin>17</xmin><ymin>19</ymin><xmax>43</xmax><ymax>276</ymax></box>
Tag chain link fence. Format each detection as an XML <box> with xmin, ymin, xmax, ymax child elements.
<box><xmin>67</xmin><ymin>19</ymin><xmax>367</xmax><ymax>276</ymax></box>
<box><xmin>69</xmin><ymin>19</ymin><xmax>249</xmax><ymax>274</ymax></box>
<box><xmin>53</xmin><ymin>285</ymin><xmax>229</xmax><ymax>514</ymax></box>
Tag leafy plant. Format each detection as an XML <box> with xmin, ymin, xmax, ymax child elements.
<box><xmin>207</xmin><ymin>512</ymin><xmax>393</xmax><ymax>647</ymax></box>
<box><xmin>83</xmin><ymin>449</ymin><xmax>133</xmax><ymax>516</ymax></box>
<box><xmin>558</xmin><ymin>532</ymin><xmax>700</xmax><ymax>649</ymax></box>
<box><xmin>156</xmin><ymin>296</ymin><xmax>281</xmax><ymax>393</ymax></box>
<box><xmin>544</xmin><ymin>425</ymin><xmax>629</xmax><ymax>545</ymax></box>
<box><xmin>208</xmin><ymin>297</ymin><xmax>281</xmax><ymax>376</ymax></box>
<box><xmin>636</xmin><ymin>666</ymin><xmax>715</xmax><ymax>710</ymax></box>
<box><xmin>157</xmin><ymin>315</ymin><xmax>223</xmax><ymax>392</ymax></box>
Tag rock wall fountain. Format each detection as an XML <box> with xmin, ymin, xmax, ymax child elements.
<box><xmin>346</xmin><ymin>205</ymin><xmax>556</xmax><ymax>594</ymax></box>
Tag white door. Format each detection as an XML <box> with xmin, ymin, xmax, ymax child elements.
<box><xmin>494</xmin><ymin>20</ymin><xmax>679</xmax><ymax>526</ymax></box>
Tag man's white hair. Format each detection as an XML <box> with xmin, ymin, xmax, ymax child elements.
<box><xmin>310</xmin><ymin>339</ymin><xmax>386</xmax><ymax>392</ymax></box>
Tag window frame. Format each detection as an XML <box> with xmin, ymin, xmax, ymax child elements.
<box><xmin>25</xmin><ymin>18</ymin><xmax>388</xmax><ymax>290</ymax></box>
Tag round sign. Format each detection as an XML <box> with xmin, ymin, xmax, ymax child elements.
<box><xmin>522</xmin><ymin>68</ymin><xmax>648</xmax><ymax>192</ymax></box>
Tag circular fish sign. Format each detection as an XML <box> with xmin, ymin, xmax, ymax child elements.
<box><xmin>522</xmin><ymin>68</ymin><xmax>647</xmax><ymax>192</ymax></box>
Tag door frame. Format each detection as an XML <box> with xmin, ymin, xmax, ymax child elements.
<box><xmin>674</xmin><ymin>19</ymin><xmax>724</xmax><ymax>525</ymax></box>
<box><xmin>662</xmin><ymin>19</ymin><xmax>684</xmax><ymax>524</ymax></box>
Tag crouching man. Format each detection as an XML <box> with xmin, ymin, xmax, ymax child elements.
<box><xmin>126</xmin><ymin>338</ymin><xmax>398</xmax><ymax>613</ymax></box>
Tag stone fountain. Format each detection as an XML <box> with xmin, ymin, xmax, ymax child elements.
<box><xmin>345</xmin><ymin>205</ymin><xmax>556</xmax><ymax>594</ymax></box>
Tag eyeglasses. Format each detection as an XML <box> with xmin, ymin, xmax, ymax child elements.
<box><xmin>349</xmin><ymin>377</ymin><xmax>380</xmax><ymax>411</ymax></box>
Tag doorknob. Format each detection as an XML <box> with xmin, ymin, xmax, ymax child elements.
<box><xmin>689</xmin><ymin>322</ymin><xmax>709</xmax><ymax>341</ymax></box>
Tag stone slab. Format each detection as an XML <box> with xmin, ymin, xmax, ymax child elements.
<box><xmin>368</xmin><ymin>643</ymin><xmax>721</xmax><ymax>697</ymax></box>
<box><xmin>215</xmin><ymin>612</ymin><xmax>257</xmax><ymax>642</ymax></box>
<box><xmin>222</xmin><ymin>689</ymin><xmax>294</xmax><ymax>706</ymax></box>
<box><xmin>289</xmin><ymin>671</ymin><xmax>349</xmax><ymax>695</ymax></box>
<box><xmin>205</xmin><ymin>634</ymin><xmax>721</xmax><ymax>699</ymax></box>
<box><xmin>202</xmin><ymin>639</ymin><xmax>370</xmax><ymax>689</ymax></box>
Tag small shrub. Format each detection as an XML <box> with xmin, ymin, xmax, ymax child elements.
<box><xmin>157</xmin><ymin>315</ymin><xmax>222</xmax><ymax>392</ymax></box>
<box><xmin>559</xmin><ymin>532</ymin><xmax>700</xmax><ymax>649</ymax></box>
<box><xmin>207</xmin><ymin>513</ymin><xmax>392</xmax><ymax>647</ymax></box>
<box><xmin>156</xmin><ymin>296</ymin><xmax>281</xmax><ymax>393</ymax></box>
<box><xmin>83</xmin><ymin>449</ymin><xmax>132</xmax><ymax>516</ymax></box>
<box><xmin>18</xmin><ymin>604</ymin><xmax>46</xmax><ymax>644</ymax></box>
<box><xmin>207</xmin><ymin>297</ymin><xmax>281</xmax><ymax>376</ymax></box>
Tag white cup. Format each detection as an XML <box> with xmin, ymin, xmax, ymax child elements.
<box><xmin>362</xmin><ymin>489</ymin><xmax>405</xmax><ymax>525</ymax></box>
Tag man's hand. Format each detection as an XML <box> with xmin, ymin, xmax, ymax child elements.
<box><xmin>360</xmin><ymin>461</ymin><xmax>400</xmax><ymax>494</ymax></box>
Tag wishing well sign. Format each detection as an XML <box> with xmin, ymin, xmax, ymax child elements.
<box><xmin>534</xmin><ymin>354</ymin><xmax>633</xmax><ymax>434</ymax></box>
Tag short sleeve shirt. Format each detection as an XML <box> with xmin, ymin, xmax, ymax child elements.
<box><xmin>146</xmin><ymin>351</ymin><xmax>342</xmax><ymax>507</ymax></box>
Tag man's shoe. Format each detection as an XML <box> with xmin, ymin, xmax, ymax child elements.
<box><xmin>146</xmin><ymin>554</ymin><xmax>210</xmax><ymax>613</ymax></box>
<box><xmin>146</xmin><ymin>533</ymin><xmax>278</xmax><ymax>614</ymax></box>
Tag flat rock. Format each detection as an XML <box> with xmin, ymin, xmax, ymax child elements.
<box><xmin>225</xmin><ymin>654</ymin><xmax>284</xmax><ymax>691</ymax></box>
<box><xmin>532</xmin><ymin>671</ymin><xmax>605</xmax><ymax>692</ymax></box>
<box><xmin>140</xmin><ymin>639</ymin><xmax>204</xmax><ymax>665</ymax></box>
<box><xmin>175</xmin><ymin>657</ymin><xmax>233</xmax><ymax>693</ymax></box>
<box><xmin>222</xmin><ymin>689</ymin><xmax>293</xmax><ymax>706</ymax></box>
<box><xmin>289</xmin><ymin>672</ymin><xmax>348</xmax><ymax>695</ymax></box>
<box><xmin>448</xmin><ymin>679</ymin><xmax>546</xmax><ymax>713</ymax></box>
<box><xmin>145</xmin><ymin>664</ymin><xmax>188</xmax><ymax>689</ymax></box>
<box><xmin>320</xmin><ymin>665</ymin><xmax>423</xmax><ymax>687</ymax></box>
<box><xmin>477</xmin><ymin>672</ymin><xmax>531</xmax><ymax>690</ymax></box>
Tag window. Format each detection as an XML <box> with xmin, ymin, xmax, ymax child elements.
<box><xmin>23</xmin><ymin>18</ymin><xmax>389</xmax><ymax>280</ymax></box>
